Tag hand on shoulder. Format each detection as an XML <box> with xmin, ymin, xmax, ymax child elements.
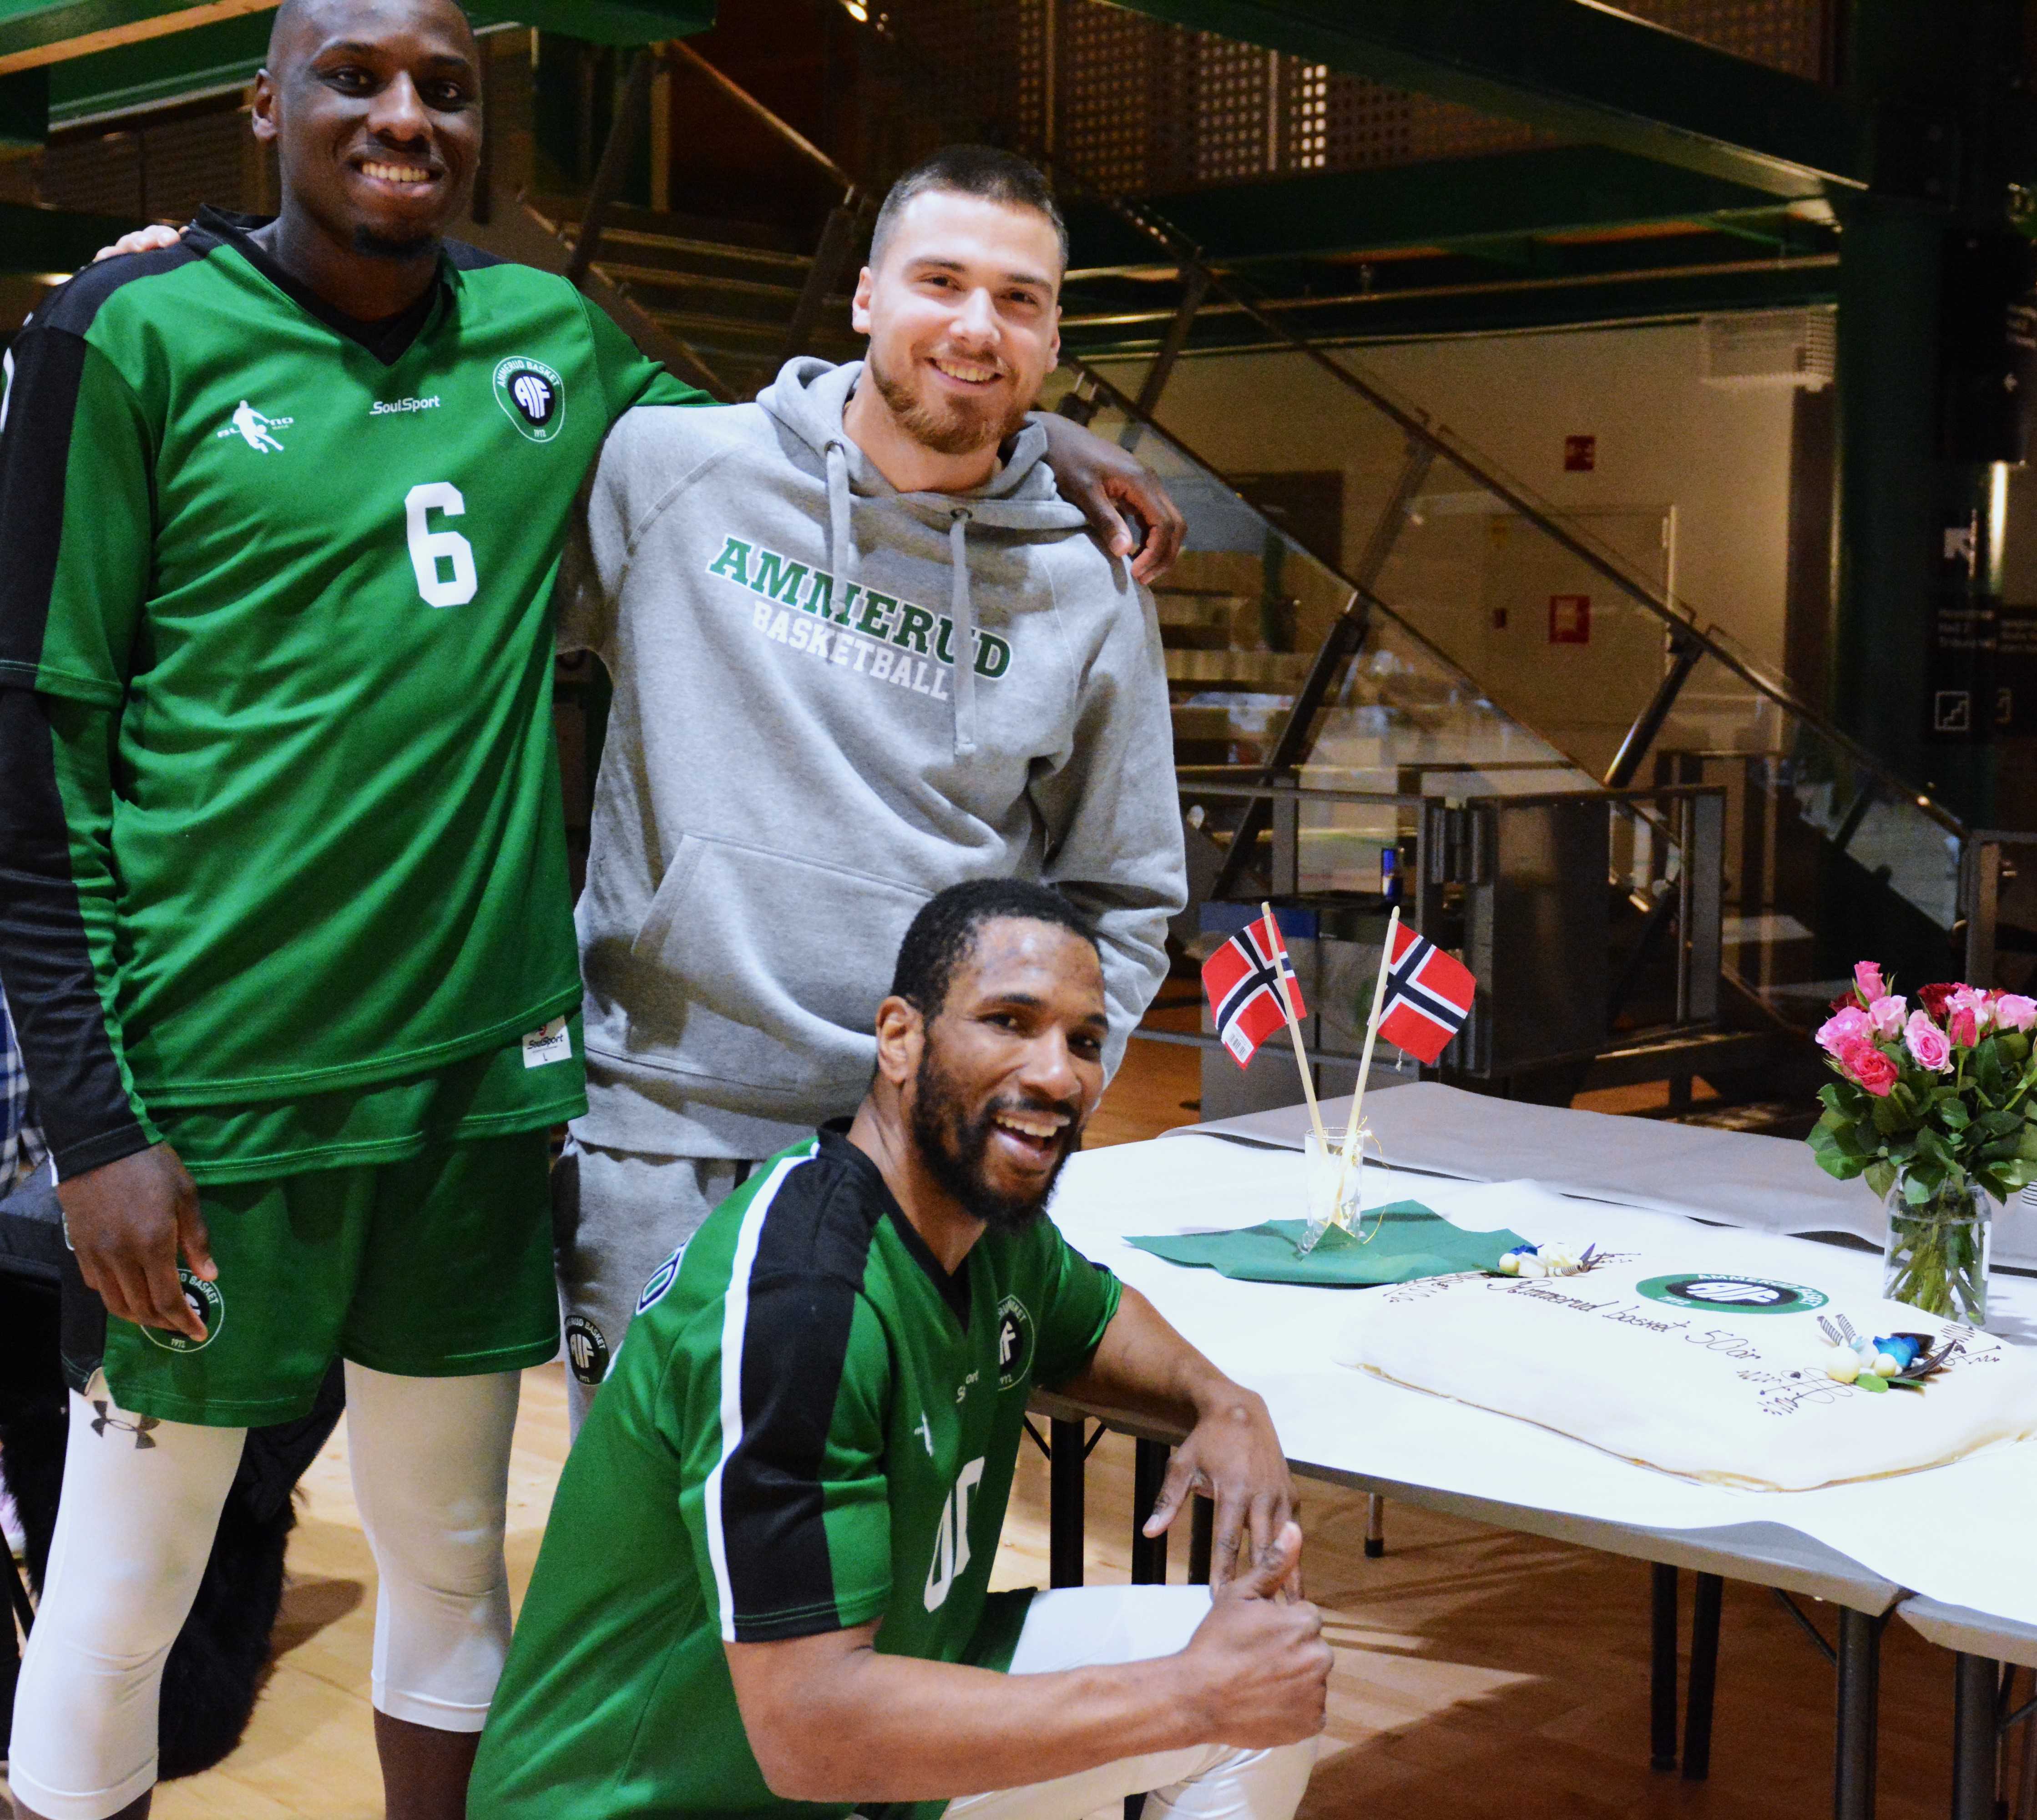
<box><xmin>94</xmin><ymin>222</ymin><xmax>185</xmax><ymax>263</ymax></box>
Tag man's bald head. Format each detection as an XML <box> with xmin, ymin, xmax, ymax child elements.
<box><xmin>250</xmin><ymin>0</ymin><xmax>482</xmax><ymax>295</ymax></box>
<box><xmin>266</xmin><ymin>0</ymin><xmax>477</xmax><ymax>77</ymax></box>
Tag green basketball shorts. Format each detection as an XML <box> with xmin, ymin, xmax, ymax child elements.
<box><xmin>99</xmin><ymin>1129</ymin><xmax>560</xmax><ymax>1427</ymax></box>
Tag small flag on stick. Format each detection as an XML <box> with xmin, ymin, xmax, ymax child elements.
<box><xmin>1201</xmin><ymin>908</ymin><xmax>1308</xmax><ymax>1069</ymax></box>
<box><xmin>1375</xmin><ymin>923</ymin><xmax>1476</xmax><ymax>1064</ymax></box>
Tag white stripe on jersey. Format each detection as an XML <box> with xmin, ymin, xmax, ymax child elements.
<box><xmin>703</xmin><ymin>1145</ymin><xmax>814</xmax><ymax>1644</ymax></box>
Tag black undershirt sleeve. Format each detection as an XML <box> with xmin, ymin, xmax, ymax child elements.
<box><xmin>0</xmin><ymin>689</ymin><xmax>157</xmax><ymax>1179</ymax></box>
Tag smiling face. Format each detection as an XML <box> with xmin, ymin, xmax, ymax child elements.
<box><xmin>852</xmin><ymin>187</ymin><xmax>1063</xmax><ymax>461</ymax></box>
<box><xmin>901</xmin><ymin>917</ymin><xmax>1106</xmax><ymax>1230</ymax></box>
<box><xmin>255</xmin><ymin>0</ymin><xmax>480</xmax><ymax>263</ymax></box>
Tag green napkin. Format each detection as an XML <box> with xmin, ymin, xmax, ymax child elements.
<box><xmin>1125</xmin><ymin>1202</ymin><xmax>1530</xmax><ymax>1287</ymax></box>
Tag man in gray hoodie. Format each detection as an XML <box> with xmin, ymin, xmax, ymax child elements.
<box><xmin>552</xmin><ymin>145</ymin><xmax>1185</xmax><ymax>1420</ymax></box>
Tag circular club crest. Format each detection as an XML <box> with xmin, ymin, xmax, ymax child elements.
<box><xmin>564</xmin><ymin>1315</ymin><xmax>611</xmax><ymax>1385</ymax></box>
<box><xmin>995</xmin><ymin>1294</ymin><xmax>1034</xmax><ymax>1390</ymax></box>
<box><xmin>1636</xmin><ymin>1273</ymin><xmax>1828</xmax><ymax>1315</ymax></box>
<box><xmin>492</xmin><ymin>356</ymin><xmax>565</xmax><ymax>443</ymax></box>
<box><xmin>142</xmin><ymin>1268</ymin><xmax>225</xmax><ymax>1352</ymax></box>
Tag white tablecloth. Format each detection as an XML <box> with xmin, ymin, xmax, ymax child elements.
<box><xmin>1049</xmin><ymin>1134</ymin><xmax>2037</xmax><ymax>1628</ymax></box>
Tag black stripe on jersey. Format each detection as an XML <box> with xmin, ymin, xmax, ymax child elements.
<box><xmin>0</xmin><ymin>245</ymin><xmax>198</xmax><ymax>1179</ymax></box>
<box><xmin>722</xmin><ymin>1136</ymin><xmax>888</xmax><ymax>1641</ymax></box>
<box><xmin>19</xmin><ymin>238</ymin><xmax>205</xmax><ymax>341</ymax></box>
<box><xmin>1</xmin><ymin>243</ymin><xmax>196</xmax><ymax>688</ymax></box>
<box><xmin>0</xmin><ymin>691</ymin><xmax>151</xmax><ymax>1177</ymax></box>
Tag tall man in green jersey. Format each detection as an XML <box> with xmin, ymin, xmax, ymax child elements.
<box><xmin>471</xmin><ymin>879</ymin><xmax>1331</xmax><ymax>1820</ymax></box>
<box><xmin>0</xmin><ymin>5</ymin><xmax>717</xmax><ymax>1816</ymax></box>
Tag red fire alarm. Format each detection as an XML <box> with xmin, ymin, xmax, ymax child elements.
<box><xmin>1563</xmin><ymin>435</ymin><xmax>1596</xmax><ymax>472</ymax></box>
<box><xmin>1548</xmin><ymin>594</ymin><xmax>1591</xmax><ymax>644</ymax></box>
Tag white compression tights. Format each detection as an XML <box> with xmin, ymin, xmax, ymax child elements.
<box><xmin>942</xmin><ymin>1586</ymin><xmax>1319</xmax><ymax>1820</ymax></box>
<box><xmin>7</xmin><ymin>1364</ymin><xmax>521</xmax><ymax>1820</ymax></box>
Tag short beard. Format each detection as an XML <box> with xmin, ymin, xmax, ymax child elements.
<box><xmin>908</xmin><ymin>1042</ymin><xmax>1081</xmax><ymax>1232</ymax></box>
<box><xmin>351</xmin><ymin>224</ymin><xmax>439</xmax><ymax>264</ymax></box>
<box><xmin>867</xmin><ymin>347</ymin><xmax>1029</xmax><ymax>461</ymax></box>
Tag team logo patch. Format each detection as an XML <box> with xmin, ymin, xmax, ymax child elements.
<box><xmin>995</xmin><ymin>1294</ymin><xmax>1033</xmax><ymax>1390</ymax></box>
<box><xmin>564</xmin><ymin>1315</ymin><xmax>611</xmax><ymax>1385</ymax></box>
<box><xmin>142</xmin><ymin>1268</ymin><xmax>226</xmax><ymax>1352</ymax></box>
<box><xmin>637</xmin><ymin>1245</ymin><xmax>685</xmax><ymax>1314</ymax></box>
<box><xmin>493</xmin><ymin>356</ymin><xmax>565</xmax><ymax>443</ymax></box>
<box><xmin>1636</xmin><ymin>1274</ymin><xmax>1827</xmax><ymax>1315</ymax></box>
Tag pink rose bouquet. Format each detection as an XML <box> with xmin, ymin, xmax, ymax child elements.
<box><xmin>1810</xmin><ymin>966</ymin><xmax>2037</xmax><ymax>1321</ymax></box>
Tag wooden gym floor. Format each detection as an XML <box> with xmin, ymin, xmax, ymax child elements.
<box><xmin>3</xmin><ymin>1029</ymin><xmax>1998</xmax><ymax>1820</ymax></box>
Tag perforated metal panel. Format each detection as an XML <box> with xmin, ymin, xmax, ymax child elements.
<box><xmin>38</xmin><ymin>102</ymin><xmax>260</xmax><ymax>221</ymax></box>
<box><xmin>1620</xmin><ymin>0</ymin><xmax>1829</xmax><ymax>81</ymax></box>
<box><xmin>893</xmin><ymin>0</ymin><xmax>1832</xmax><ymax>192</ymax></box>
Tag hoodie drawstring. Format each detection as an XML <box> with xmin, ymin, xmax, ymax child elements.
<box><xmin>824</xmin><ymin>440</ymin><xmax>855</xmax><ymax>592</ymax></box>
<box><xmin>948</xmin><ymin>507</ymin><xmax>976</xmax><ymax>757</ymax></box>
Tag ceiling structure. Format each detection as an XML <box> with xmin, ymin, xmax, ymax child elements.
<box><xmin>1055</xmin><ymin>141</ymin><xmax>1839</xmax><ymax>355</ymax></box>
<box><xmin>1</xmin><ymin>0</ymin><xmax>1852</xmax><ymax>344</ymax></box>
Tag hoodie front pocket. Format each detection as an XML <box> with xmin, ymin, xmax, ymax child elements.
<box><xmin>625</xmin><ymin>833</ymin><xmax>934</xmax><ymax>1091</ymax></box>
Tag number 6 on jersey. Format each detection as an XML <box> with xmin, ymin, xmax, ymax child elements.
<box><xmin>405</xmin><ymin>481</ymin><xmax>478</xmax><ymax>608</ymax></box>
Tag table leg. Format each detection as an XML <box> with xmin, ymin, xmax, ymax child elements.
<box><xmin>1188</xmin><ymin>1495</ymin><xmax>1214</xmax><ymax>1585</ymax></box>
<box><xmin>1131</xmin><ymin>1439</ymin><xmax>1169</xmax><ymax>1584</ymax></box>
<box><xmin>1049</xmin><ymin>1418</ymin><xmax>1086</xmax><ymax>1589</ymax></box>
<box><xmin>1365</xmin><ymin>1494</ymin><xmax>1386</xmax><ymax>1560</ymax></box>
<box><xmin>1950</xmin><ymin>1652</ymin><xmax>1999</xmax><ymax>1820</ymax></box>
<box><xmin>1683</xmin><ymin>1573</ymin><xmax>1723</xmax><ymax>1782</ymax></box>
<box><xmin>1651</xmin><ymin>1563</ymin><xmax>1679</xmax><ymax>1772</ymax></box>
<box><xmin>1833</xmin><ymin>1608</ymin><xmax>1880</xmax><ymax>1820</ymax></box>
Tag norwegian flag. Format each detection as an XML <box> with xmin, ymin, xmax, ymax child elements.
<box><xmin>1376</xmin><ymin>923</ymin><xmax>1476</xmax><ymax>1064</ymax></box>
<box><xmin>1201</xmin><ymin>910</ymin><xmax>1307</xmax><ymax>1069</ymax></box>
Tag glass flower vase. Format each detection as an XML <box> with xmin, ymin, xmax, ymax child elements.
<box><xmin>1880</xmin><ymin>1172</ymin><xmax>1993</xmax><ymax>1327</ymax></box>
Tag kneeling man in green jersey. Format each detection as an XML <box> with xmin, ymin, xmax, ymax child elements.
<box><xmin>470</xmin><ymin>879</ymin><xmax>1330</xmax><ymax>1820</ymax></box>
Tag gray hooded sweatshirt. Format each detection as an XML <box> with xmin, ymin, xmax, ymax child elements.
<box><xmin>559</xmin><ymin>357</ymin><xmax>1186</xmax><ymax>1160</ymax></box>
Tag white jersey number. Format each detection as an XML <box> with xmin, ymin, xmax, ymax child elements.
<box><xmin>923</xmin><ymin>1455</ymin><xmax>986</xmax><ymax>1613</ymax></box>
<box><xmin>404</xmin><ymin>481</ymin><xmax>478</xmax><ymax>608</ymax></box>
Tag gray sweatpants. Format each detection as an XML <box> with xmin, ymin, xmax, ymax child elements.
<box><xmin>550</xmin><ymin>1138</ymin><xmax>758</xmax><ymax>1432</ymax></box>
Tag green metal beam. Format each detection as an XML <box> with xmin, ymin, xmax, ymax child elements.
<box><xmin>1060</xmin><ymin>258</ymin><xmax>1838</xmax><ymax>352</ymax></box>
<box><xmin>47</xmin><ymin>10</ymin><xmax>262</xmax><ymax>122</ymax></box>
<box><xmin>1102</xmin><ymin>0</ymin><xmax>1864</xmax><ymax>199</ymax></box>
<box><xmin>0</xmin><ymin>0</ymin><xmax>715</xmax><ymax>63</ymax></box>
<box><xmin>1065</xmin><ymin>145</ymin><xmax>1812</xmax><ymax>273</ymax></box>
<box><xmin>477</xmin><ymin>2</ymin><xmax>715</xmax><ymax>47</ymax></box>
<box><xmin>30</xmin><ymin>1</ymin><xmax>714</xmax><ymax>128</ymax></box>
<box><xmin>0</xmin><ymin>195</ymin><xmax>140</xmax><ymax>269</ymax></box>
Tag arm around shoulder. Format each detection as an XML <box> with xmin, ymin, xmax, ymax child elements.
<box><xmin>1032</xmin><ymin>554</ymin><xmax>1186</xmax><ymax>1075</ymax></box>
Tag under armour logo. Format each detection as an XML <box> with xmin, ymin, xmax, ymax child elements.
<box><xmin>90</xmin><ymin>1400</ymin><xmax>158</xmax><ymax>1449</ymax></box>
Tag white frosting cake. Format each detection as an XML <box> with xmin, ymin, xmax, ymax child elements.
<box><xmin>1337</xmin><ymin>1254</ymin><xmax>2037</xmax><ymax>1491</ymax></box>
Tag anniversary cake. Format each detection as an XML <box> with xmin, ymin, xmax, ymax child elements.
<box><xmin>1336</xmin><ymin>1252</ymin><xmax>2037</xmax><ymax>1491</ymax></box>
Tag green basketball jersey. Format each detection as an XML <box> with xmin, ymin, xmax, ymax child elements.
<box><xmin>470</xmin><ymin>1127</ymin><xmax>1122</xmax><ymax>1820</ymax></box>
<box><xmin>0</xmin><ymin>209</ymin><xmax>707</xmax><ymax>1178</ymax></box>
